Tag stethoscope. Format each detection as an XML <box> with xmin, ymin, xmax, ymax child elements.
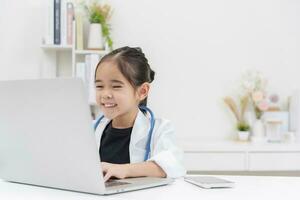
<box><xmin>94</xmin><ymin>106</ymin><xmax>155</xmax><ymax>161</ymax></box>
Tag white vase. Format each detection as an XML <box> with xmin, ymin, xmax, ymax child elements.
<box><xmin>251</xmin><ymin>119</ymin><xmax>265</xmax><ymax>143</ymax></box>
<box><xmin>87</xmin><ymin>23</ymin><xmax>104</xmax><ymax>50</ymax></box>
<box><xmin>238</xmin><ymin>131</ymin><xmax>250</xmax><ymax>141</ymax></box>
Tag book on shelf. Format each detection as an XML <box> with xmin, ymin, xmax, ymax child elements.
<box><xmin>66</xmin><ymin>2</ymin><xmax>74</xmax><ymax>45</ymax></box>
<box><xmin>44</xmin><ymin>0</ymin><xmax>54</xmax><ymax>45</ymax></box>
<box><xmin>75</xmin><ymin>62</ymin><xmax>86</xmax><ymax>83</ymax></box>
<box><xmin>43</xmin><ymin>0</ymin><xmax>74</xmax><ymax>46</ymax></box>
<box><xmin>54</xmin><ymin>0</ymin><xmax>61</xmax><ymax>44</ymax></box>
<box><xmin>75</xmin><ymin>12</ymin><xmax>84</xmax><ymax>50</ymax></box>
<box><xmin>60</xmin><ymin>0</ymin><xmax>66</xmax><ymax>45</ymax></box>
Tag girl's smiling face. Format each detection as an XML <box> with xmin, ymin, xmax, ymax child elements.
<box><xmin>95</xmin><ymin>61</ymin><xmax>142</xmax><ymax>126</ymax></box>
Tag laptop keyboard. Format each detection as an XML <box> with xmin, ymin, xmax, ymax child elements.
<box><xmin>105</xmin><ymin>180</ymin><xmax>130</xmax><ymax>187</ymax></box>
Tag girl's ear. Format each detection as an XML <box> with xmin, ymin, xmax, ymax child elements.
<box><xmin>137</xmin><ymin>82</ymin><xmax>150</xmax><ymax>101</ymax></box>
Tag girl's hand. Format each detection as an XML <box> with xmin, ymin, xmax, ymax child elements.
<box><xmin>101</xmin><ymin>162</ymin><xmax>129</xmax><ymax>182</ymax></box>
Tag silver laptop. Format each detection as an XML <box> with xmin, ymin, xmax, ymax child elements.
<box><xmin>0</xmin><ymin>78</ymin><xmax>173</xmax><ymax>195</ymax></box>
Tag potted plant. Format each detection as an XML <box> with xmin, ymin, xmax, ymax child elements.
<box><xmin>236</xmin><ymin>121</ymin><xmax>250</xmax><ymax>141</ymax></box>
<box><xmin>85</xmin><ymin>1</ymin><xmax>113</xmax><ymax>50</ymax></box>
<box><xmin>224</xmin><ymin>95</ymin><xmax>250</xmax><ymax>141</ymax></box>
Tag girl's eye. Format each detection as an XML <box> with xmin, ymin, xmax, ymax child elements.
<box><xmin>96</xmin><ymin>85</ymin><xmax>104</xmax><ymax>89</ymax></box>
<box><xmin>112</xmin><ymin>85</ymin><xmax>122</xmax><ymax>89</ymax></box>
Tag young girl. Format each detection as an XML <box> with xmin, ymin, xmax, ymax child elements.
<box><xmin>94</xmin><ymin>46</ymin><xmax>186</xmax><ymax>182</ymax></box>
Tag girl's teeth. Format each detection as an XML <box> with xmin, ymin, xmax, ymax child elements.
<box><xmin>104</xmin><ymin>104</ymin><xmax>116</xmax><ymax>107</ymax></box>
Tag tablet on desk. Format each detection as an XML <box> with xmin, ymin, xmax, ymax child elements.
<box><xmin>184</xmin><ymin>176</ymin><xmax>234</xmax><ymax>189</ymax></box>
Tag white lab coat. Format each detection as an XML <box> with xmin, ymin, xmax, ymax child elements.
<box><xmin>95</xmin><ymin>110</ymin><xmax>186</xmax><ymax>178</ymax></box>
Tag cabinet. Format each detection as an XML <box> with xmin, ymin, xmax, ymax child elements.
<box><xmin>181</xmin><ymin>139</ymin><xmax>300</xmax><ymax>171</ymax></box>
<box><xmin>184</xmin><ymin>152</ymin><xmax>246</xmax><ymax>171</ymax></box>
<box><xmin>248</xmin><ymin>152</ymin><xmax>300</xmax><ymax>171</ymax></box>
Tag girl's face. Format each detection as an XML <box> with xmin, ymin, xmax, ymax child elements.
<box><xmin>95</xmin><ymin>61</ymin><xmax>148</xmax><ymax>123</ymax></box>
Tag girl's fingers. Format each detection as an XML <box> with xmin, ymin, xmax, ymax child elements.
<box><xmin>103</xmin><ymin>171</ymin><xmax>111</xmax><ymax>182</ymax></box>
<box><xmin>101</xmin><ymin>167</ymin><xmax>107</xmax><ymax>174</ymax></box>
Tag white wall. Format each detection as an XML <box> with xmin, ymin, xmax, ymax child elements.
<box><xmin>1</xmin><ymin>0</ymin><xmax>300</xmax><ymax>140</ymax></box>
<box><xmin>0</xmin><ymin>0</ymin><xmax>44</xmax><ymax>80</ymax></box>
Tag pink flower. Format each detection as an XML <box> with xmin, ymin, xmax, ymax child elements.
<box><xmin>257</xmin><ymin>100</ymin><xmax>269</xmax><ymax>111</ymax></box>
<box><xmin>252</xmin><ymin>91</ymin><xmax>264</xmax><ymax>102</ymax></box>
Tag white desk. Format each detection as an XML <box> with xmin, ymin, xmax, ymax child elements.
<box><xmin>1</xmin><ymin>175</ymin><xmax>300</xmax><ymax>200</ymax></box>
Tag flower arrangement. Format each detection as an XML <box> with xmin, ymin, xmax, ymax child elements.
<box><xmin>223</xmin><ymin>95</ymin><xmax>250</xmax><ymax>131</ymax></box>
<box><xmin>251</xmin><ymin>90</ymin><xmax>269</xmax><ymax>119</ymax></box>
<box><xmin>84</xmin><ymin>1</ymin><xmax>113</xmax><ymax>49</ymax></box>
<box><xmin>240</xmin><ymin>70</ymin><xmax>269</xmax><ymax>120</ymax></box>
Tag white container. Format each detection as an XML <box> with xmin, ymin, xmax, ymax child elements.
<box><xmin>87</xmin><ymin>23</ymin><xmax>104</xmax><ymax>50</ymax></box>
<box><xmin>251</xmin><ymin>119</ymin><xmax>265</xmax><ymax>143</ymax></box>
<box><xmin>238</xmin><ymin>131</ymin><xmax>250</xmax><ymax>141</ymax></box>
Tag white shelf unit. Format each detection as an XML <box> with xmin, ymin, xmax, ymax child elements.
<box><xmin>74</xmin><ymin>49</ymin><xmax>107</xmax><ymax>55</ymax></box>
<box><xmin>41</xmin><ymin>44</ymin><xmax>73</xmax><ymax>50</ymax></box>
<box><xmin>41</xmin><ymin>45</ymin><xmax>108</xmax><ymax>76</ymax></box>
<box><xmin>41</xmin><ymin>14</ymin><xmax>109</xmax><ymax>116</ymax></box>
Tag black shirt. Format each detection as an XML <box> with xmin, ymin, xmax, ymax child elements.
<box><xmin>99</xmin><ymin>121</ymin><xmax>132</xmax><ymax>164</ymax></box>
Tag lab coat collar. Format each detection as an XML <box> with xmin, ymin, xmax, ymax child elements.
<box><xmin>95</xmin><ymin>109</ymin><xmax>150</xmax><ymax>162</ymax></box>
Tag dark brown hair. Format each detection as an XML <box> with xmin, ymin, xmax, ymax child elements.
<box><xmin>95</xmin><ymin>46</ymin><xmax>155</xmax><ymax>106</ymax></box>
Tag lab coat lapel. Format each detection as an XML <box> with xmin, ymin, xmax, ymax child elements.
<box><xmin>95</xmin><ymin>117</ymin><xmax>111</xmax><ymax>150</ymax></box>
<box><xmin>130</xmin><ymin>110</ymin><xmax>150</xmax><ymax>163</ymax></box>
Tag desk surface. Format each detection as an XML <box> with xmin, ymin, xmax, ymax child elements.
<box><xmin>1</xmin><ymin>175</ymin><xmax>299</xmax><ymax>200</ymax></box>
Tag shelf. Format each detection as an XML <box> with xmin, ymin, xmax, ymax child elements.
<box><xmin>74</xmin><ymin>49</ymin><xmax>108</xmax><ymax>55</ymax></box>
<box><xmin>180</xmin><ymin>138</ymin><xmax>300</xmax><ymax>152</ymax></box>
<box><xmin>41</xmin><ymin>44</ymin><xmax>72</xmax><ymax>50</ymax></box>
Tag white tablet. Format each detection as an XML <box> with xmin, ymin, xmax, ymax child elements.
<box><xmin>184</xmin><ymin>176</ymin><xmax>234</xmax><ymax>189</ymax></box>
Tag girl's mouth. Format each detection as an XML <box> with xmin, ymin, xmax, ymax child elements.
<box><xmin>102</xmin><ymin>103</ymin><xmax>117</xmax><ymax>108</ymax></box>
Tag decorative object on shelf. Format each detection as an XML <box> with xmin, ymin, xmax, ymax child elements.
<box><xmin>251</xmin><ymin>90</ymin><xmax>269</xmax><ymax>120</ymax></box>
<box><xmin>252</xmin><ymin>119</ymin><xmax>265</xmax><ymax>143</ymax></box>
<box><xmin>237</xmin><ymin>122</ymin><xmax>250</xmax><ymax>141</ymax></box>
<box><xmin>223</xmin><ymin>96</ymin><xmax>250</xmax><ymax>141</ymax></box>
<box><xmin>258</xmin><ymin>96</ymin><xmax>284</xmax><ymax>143</ymax></box>
<box><xmin>224</xmin><ymin>70</ymin><xmax>291</xmax><ymax>144</ymax></box>
<box><xmin>84</xmin><ymin>1</ymin><xmax>113</xmax><ymax>50</ymax></box>
<box><xmin>265</xmin><ymin>119</ymin><xmax>282</xmax><ymax>143</ymax></box>
<box><xmin>263</xmin><ymin>111</ymin><xmax>289</xmax><ymax>136</ymax></box>
<box><xmin>87</xmin><ymin>23</ymin><xmax>103</xmax><ymax>50</ymax></box>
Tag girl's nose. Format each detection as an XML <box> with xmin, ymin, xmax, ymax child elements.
<box><xmin>102</xmin><ymin>93</ymin><xmax>113</xmax><ymax>99</ymax></box>
<box><xmin>98</xmin><ymin>88</ymin><xmax>113</xmax><ymax>100</ymax></box>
